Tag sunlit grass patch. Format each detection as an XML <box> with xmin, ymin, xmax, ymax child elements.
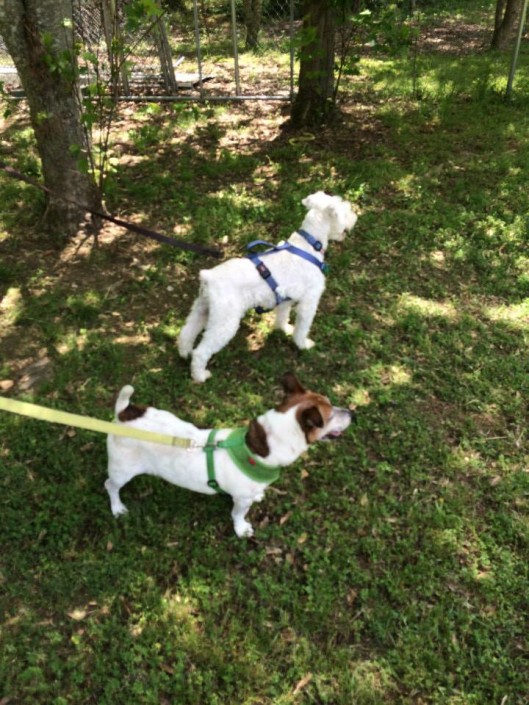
<box><xmin>0</xmin><ymin>286</ymin><xmax>23</xmax><ymax>327</ymax></box>
<box><xmin>398</xmin><ymin>292</ymin><xmax>459</xmax><ymax>321</ymax></box>
<box><xmin>484</xmin><ymin>299</ymin><xmax>529</xmax><ymax>330</ymax></box>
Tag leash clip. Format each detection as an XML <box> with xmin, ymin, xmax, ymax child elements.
<box><xmin>186</xmin><ymin>439</ymin><xmax>204</xmax><ymax>452</ymax></box>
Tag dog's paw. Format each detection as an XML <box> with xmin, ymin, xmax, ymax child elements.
<box><xmin>278</xmin><ymin>323</ymin><xmax>295</xmax><ymax>336</ymax></box>
<box><xmin>192</xmin><ymin>369</ymin><xmax>212</xmax><ymax>383</ymax></box>
<box><xmin>296</xmin><ymin>338</ymin><xmax>315</xmax><ymax>350</ymax></box>
<box><xmin>235</xmin><ymin>521</ymin><xmax>254</xmax><ymax>538</ymax></box>
<box><xmin>112</xmin><ymin>504</ymin><xmax>129</xmax><ymax>518</ymax></box>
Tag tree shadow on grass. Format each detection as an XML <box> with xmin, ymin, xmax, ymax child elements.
<box><xmin>2</xmin><ymin>77</ymin><xmax>529</xmax><ymax>702</ymax></box>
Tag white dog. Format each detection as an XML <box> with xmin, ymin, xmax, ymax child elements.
<box><xmin>105</xmin><ymin>372</ymin><xmax>353</xmax><ymax>538</ymax></box>
<box><xmin>178</xmin><ymin>191</ymin><xmax>358</xmax><ymax>382</ymax></box>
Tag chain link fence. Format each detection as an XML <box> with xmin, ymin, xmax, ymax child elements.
<box><xmin>0</xmin><ymin>0</ymin><xmax>299</xmax><ymax>101</ymax></box>
<box><xmin>0</xmin><ymin>34</ymin><xmax>17</xmax><ymax>90</ymax></box>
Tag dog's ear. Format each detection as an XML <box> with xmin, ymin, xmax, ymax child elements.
<box><xmin>302</xmin><ymin>191</ymin><xmax>329</xmax><ymax>211</ymax></box>
<box><xmin>281</xmin><ymin>372</ymin><xmax>305</xmax><ymax>396</ymax></box>
<box><xmin>326</xmin><ymin>199</ymin><xmax>357</xmax><ymax>229</ymax></box>
<box><xmin>299</xmin><ymin>405</ymin><xmax>324</xmax><ymax>438</ymax></box>
<box><xmin>325</xmin><ymin>201</ymin><xmax>342</xmax><ymax>221</ymax></box>
<box><xmin>246</xmin><ymin>420</ymin><xmax>270</xmax><ymax>458</ymax></box>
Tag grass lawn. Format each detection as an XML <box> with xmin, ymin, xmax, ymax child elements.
<box><xmin>1</xmin><ymin>2</ymin><xmax>529</xmax><ymax>703</ymax></box>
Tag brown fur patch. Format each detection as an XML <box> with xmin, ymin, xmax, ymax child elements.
<box><xmin>246</xmin><ymin>419</ymin><xmax>270</xmax><ymax>457</ymax></box>
<box><xmin>277</xmin><ymin>374</ymin><xmax>334</xmax><ymax>443</ymax></box>
<box><xmin>297</xmin><ymin>402</ymin><xmax>332</xmax><ymax>443</ymax></box>
<box><xmin>280</xmin><ymin>372</ymin><xmax>306</xmax><ymax>396</ymax></box>
<box><xmin>118</xmin><ymin>404</ymin><xmax>147</xmax><ymax>422</ymax></box>
<box><xmin>299</xmin><ymin>405</ymin><xmax>324</xmax><ymax>435</ymax></box>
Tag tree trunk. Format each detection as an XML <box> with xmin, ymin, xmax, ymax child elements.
<box><xmin>243</xmin><ymin>0</ymin><xmax>263</xmax><ymax>51</ymax></box>
<box><xmin>290</xmin><ymin>0</ymin><xmax>336</xmax><ymax>128</ymax></box>
<box><xmin>0</xmin><ymin>0</ymin><xmax>102</xmax><ymax>241</ymax></box>
<box><xmin>491</xmin><ymin>0</ymin><xmax>524</xmax><ymax>50</ymax></box>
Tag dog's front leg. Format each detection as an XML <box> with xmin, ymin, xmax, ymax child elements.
<box><xmin>293</xmin><ymin>296</ymin><xmax>321</xmax><ymax>349</ymax></box>
<box><xmin>274</xmin><ymin>301</ymin><xmax>295</xmax><ymax>336</ymax></box>
<box><xmin>231</xmin><ymin>497</ymin><xmax>255</xmax><ymax>538</ymax></box>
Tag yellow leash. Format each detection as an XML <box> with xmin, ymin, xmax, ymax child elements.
<box><xmin>0</xmin><ymin>395</ymin><xmax>193</xmax><ymax>448</ymax></box>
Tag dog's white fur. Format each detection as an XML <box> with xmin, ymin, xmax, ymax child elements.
<box><xmin>105</xmin><ymin>373</ymin><xmax>352</xmax><ymax>537</ymax></box>
<box><xmin>178</xmin><ymin>192</ymin><xmax>358</xmax><ymax>382</ymax></box>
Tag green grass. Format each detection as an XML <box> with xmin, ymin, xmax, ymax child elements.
<box><xmin>2</xmin><ymin>3</ymin><xmax>529</xmax><ymax>703</ymax></box>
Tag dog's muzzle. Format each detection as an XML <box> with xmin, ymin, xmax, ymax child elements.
<box><xmin>322</xmin><ymin>409</ymin><xmax>355</xmax><ymax>440</ymax></box>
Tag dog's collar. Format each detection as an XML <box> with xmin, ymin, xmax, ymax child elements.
<box><xmin>297</xmin><ymin>228</ymin><xmax>324</xmax><ymax>252</ymax></box>
<box><xmin>204</xmin><ymin>428</ymin><xmax>281</xmax><ymax>493</ymax></box>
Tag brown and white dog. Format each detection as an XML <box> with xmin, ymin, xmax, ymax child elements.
<box><xmin>105</xmin><ymin>373</ymin><xmax>353</xmax><ymax>537</ymax></box>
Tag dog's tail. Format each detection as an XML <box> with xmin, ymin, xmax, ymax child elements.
<box><xmin>115</xmin><ymin>385</ymin><xmax>135</xmax><ymax>417</ymax></box>
<box><xmin>199</xmin><ymin>269</ymin><xmax>212</xmax><ymax>285</ymax></box>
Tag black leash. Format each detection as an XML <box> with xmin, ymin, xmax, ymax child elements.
<box><xmin>0</xmin><ymin>160</ymin><xmax>223</xmax><ymax>259</ymax></box>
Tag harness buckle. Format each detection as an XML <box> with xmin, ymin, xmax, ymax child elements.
<box><xmin>256</xmin><ymin>262</ymin><xmax>271</xmax><ymax>279</ymax></box>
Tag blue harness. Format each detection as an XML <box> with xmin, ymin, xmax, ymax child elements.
<box><xmin>246</xmin><ymin>229</ymin><xmax>328</xmax><ymax>312</ymax></box>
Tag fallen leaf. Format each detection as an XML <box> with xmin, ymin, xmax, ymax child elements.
<box><xmin>346</xmin><ymin>589</ymin><xmax>358</xmax><ymax>605</ymax></box>
<box><xmin>265</xmin><ymin>547</ymin><xmax>283</xmax><ymax>556</ymax></box>
<box><xmin>67</xmin><ymin>608</ymin><xmax>87</xmax><ymax>621</ymax></box>
<box><xmin>292</xmin><ymin>672</ymin><xmax>313</xmax><ymax>695</ymax></box>
<box><xmin>280</xmin><ymin>510</ymin><xmax>293</xmax><ymax>525</ymax></box>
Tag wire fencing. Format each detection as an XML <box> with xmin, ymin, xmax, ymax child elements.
<box><xmin>0</xmin><ymin>1</ymin><xmax>298</xmax><ymax>102</ymax></box>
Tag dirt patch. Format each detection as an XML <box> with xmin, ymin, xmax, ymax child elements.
<box><xmin>0</xmin><ymin>12</ymin><xmax>494</xmax><ymax>391</ymax></box>
<box><xmin>417</xmin><ymin>18</ymin><xmax>491</xmax><ymax>56</ymax></box>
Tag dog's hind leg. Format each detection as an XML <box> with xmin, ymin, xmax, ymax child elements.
<box><xmin>105</xmin><ymin>476</ymin><xmax>129</xmax><ymax>517</ymax></box>
<box><xmin>178</xmin><ymin>290</ymin><xmax>209</xmax><ymax>359</ymax></box>
<box><xmin>190</xmin><ymin>309</ymin><xmax>242</xmax><ymax>382</ymax></box>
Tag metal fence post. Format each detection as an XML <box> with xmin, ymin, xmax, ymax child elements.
<box><xmin>289</xmin><ymin>0</ymin><xmax>295</xmax><ymax>100</ymax></box>
<box><xmin>230</xmin><ymin>0</ymin><xmax>241</xmax><ymax>96</ymax></box>
<box><xmin>193</xmin><ymin>0</ymin><xmax>205</xmax><ymax>99</ymax></box>
<box><xmin>506</xmin><ymin>0</ymin><xmax>529</xmax><ymax>99</ymax></box>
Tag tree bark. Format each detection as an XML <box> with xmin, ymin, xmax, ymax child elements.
<box><xmin>491</xmin><ymin>0</ymin><xmax>524</xmax><ymax>50</ymax></box>
<box><xmin>243</xmin><ymin>0</ymin><xmax>262</xmax><ymax>51</ymax></box>
<box><xmin>290</xmin><ymin>0</ymin><xmax>336</xmax><ymax>128</ymax></box>
<box><xmin>0</xmin><ymin>0</ymin><xmax>102</xmax><ymax>240</ymax></box>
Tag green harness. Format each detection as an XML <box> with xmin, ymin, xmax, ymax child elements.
<box><xmin>204</xmin><ymin>427</ymin><xmax>280</xmax><ymax>495</ymax></box>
